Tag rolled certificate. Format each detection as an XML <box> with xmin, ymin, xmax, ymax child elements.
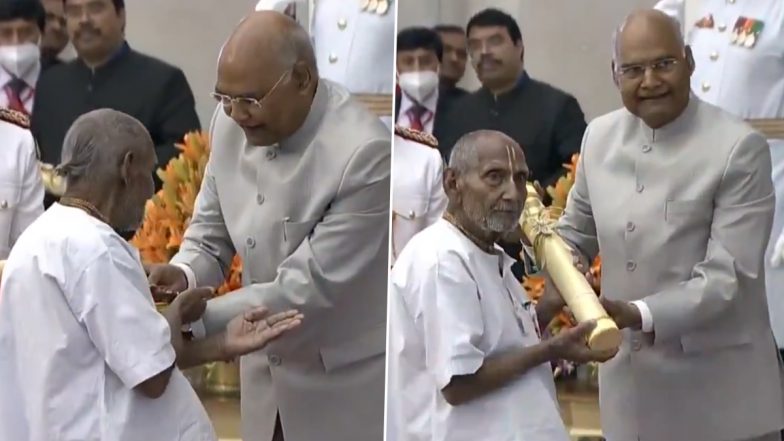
<box><xmin>519</xmin><ymin>182</ymin><xmax>621</xmax><ymax>352</ymax></box>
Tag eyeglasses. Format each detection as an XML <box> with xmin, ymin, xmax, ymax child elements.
<box><xmin>615</xmin><ymin>58</ymin><xmax>680</xmax><ymax>80</ymax></box>
<box><xmin>211</xmin><ymin>70</ymin><xmax>290</xmax><ymax>111</ymax></box>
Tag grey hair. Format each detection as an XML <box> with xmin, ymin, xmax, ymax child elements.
<box><xmin>448</xmin><ymin>131</ymin><xmax>484</xmax><ymax>174</ymax></box>
<box><xmin>57</xmin><ymin>109</ymin><xmax>152</xmax><ymax>186</ymax></box>
<box><xmin>611</xmin><ymin>10</ymin><xmax>684</xmax><ymax>63</ymax></box>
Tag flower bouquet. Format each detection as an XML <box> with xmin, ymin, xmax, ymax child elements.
<box><xmin>522</xmin><ymin>154</ymin><xmax>602</xmax><ymax>380</ymax></box>
<box><xmin>131</xmin><ymin>131</ymin><xmax>242</xmax><ymax>300</ymax></box>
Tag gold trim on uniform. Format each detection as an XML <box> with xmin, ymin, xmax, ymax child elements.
<box><xmin>0</xmin><ymin>108</ymin><xmax>29</xmax><ymax>129</ymax></box>
<box><xmin>394</xmin><ymin>125</ymin><xmax>439</xmax><ymax>148</ymax></box>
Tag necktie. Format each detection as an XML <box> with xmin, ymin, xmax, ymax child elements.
<box><xmin>4</xmin><ymin>77</ymin><xmax>28</xmax><ymax>115</ymax></box>
<box><xmin>406</xmin><ymin>105</ymin><xmax>430</xmax><ymax>132</ymax></box>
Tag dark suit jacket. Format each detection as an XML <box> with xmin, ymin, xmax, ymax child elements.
<box><xmin>438</xmin><ymin>72</ymin><xmax>587</xmax><ymax>189</ymax></box>
<box><xmin>32</xmin><ymin>42</ymin><xmax>200</xmax><ymax>196</ymax></box>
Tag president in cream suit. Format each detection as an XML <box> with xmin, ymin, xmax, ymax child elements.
<box><xmin>148</xmin><ymin>12</ymin><xmax>389</xmax><ymax>441</ymax></box>
<box><xmin>556</xmin><ymin>10</ymin><xmax>784</xmax><ymax>441</ymax></box>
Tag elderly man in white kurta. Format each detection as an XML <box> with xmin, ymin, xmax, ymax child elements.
<box><xmin>148</xmin><ymin>12</ymin><xmax>389</xmax><ymax>441</ymax></box>
<box><xmin>556</xmin><ymin>10</ymin><xmax>784</xmax><ymax>441</ymax></box>
<box><xmin>388</xmin><ymin>129</ymin><xmax>614</xmax><ymax>441</ymax></box>
<box><xmin>0</xmin><ymin>109</ymin><xmax>302</xmax><ymax>441</ymax></box>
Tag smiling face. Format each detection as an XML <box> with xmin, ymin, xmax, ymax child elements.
<box><xmin>613</xmin><ymin>13</ymin><xmax>694</xmax><ymax>129</ymax></box>
<box><xmin>214</xmin><ymin>48</ymin><xmax>315</xmax><ymax>147</ymax></box>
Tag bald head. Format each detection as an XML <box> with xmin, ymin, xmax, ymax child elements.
<box><xmin>612</xmin><ymin>9</ymin><xmax>684</xmax><ymax>62</ymax></box>
<box><xmin>58</xmin><ymin>109</ymin><xmax>154</xmax><ymax>186</ymax></box>
<box><xmin>220</xmin><ymin>10</ymin><xmax>316</xmax><ymax>73</ymax></box>
<box><xmin>449</xmin><ymin>130</ymin><xmax>522</xmax><ymax>175</ymax></box>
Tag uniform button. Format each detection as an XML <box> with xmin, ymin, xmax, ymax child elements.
<box><xmin>246</xmin><ymin>237</ymin><xmax>256</xmax><ymax>248</ymax></box>
<box><xmin>626</xmin><ymin>221</ymin><xmax>636</xmax><ymax>232</ymax></box>
<box><xmin>256</xmin><ymin>194</ymin><xmax>265</xmax><ymax>205</ymax></box>
<box><xmin>727</xmin><ymin>0</ymin><xmax>735</xmax><ymax>4</ymax></box>
<box><xmin>636</xmin><ymin>183</ymin><xmax>644</xmax><ymax>193</ymax></box>
<box><xmin>408</xmin><ymin>210</ymin><xmax>416</xmax><ymax>219</ymax></box>
<box><xmin>337</xmin><ymin>18</ymin><xmax>347</xmax><ymax>30</ymax></box>
<box><xmin>626</xmin><ymin>260</ymin><xmax>637</xmax><ymax>272</ymax></box>
<box><xmin>709</xmin><ymin>51</ymin><xmax>719</xmax><ymax>61</ymax></box>
<box><xmin>269</xmin><ymin>354</ymin><xmax>281</xmax><ymax>366</ymax></box>
<box><xmin>701</xmin><ymin>81</ymin><xmax>711</xmax><ymax>92</ymax></box>
<box><xmin>328</xmin><ymin>53</ymin><xmax>338</xmax><ymax>63</ymax></box>
<box><xmin>266</xmin><ymin>149</ymin><xmax>277</xmax><ymax>160</ymax></box>
<box><xmin>642</xmin><ymin>144</ymin><xmax>652</xmax><ymax>153</ymax></box>
<box><xmin>718</xmin><ymin>23</ymin><xmax>727</xmax><ymax>32</ymax></box>
<box><xmin>0</xmin><ymin>200</ymin><xmax>7</xmax><ymax>209</ymax></box>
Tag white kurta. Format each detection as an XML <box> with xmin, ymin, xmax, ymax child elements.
<box><xmin>0</xmin><ymin>204</ymin><xmax>215</xmax><ymax>441</ymax></box>
<box><xmin>388</xmin><ymin>219</ymin><xmax>570</xmax><ymax>441</ymax></box>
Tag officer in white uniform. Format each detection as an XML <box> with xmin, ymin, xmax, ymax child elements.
<box><xmin>255</xmin><ymin>0</ymin><xmax>395</xmax><ymax>128</ymax></box>
<box><xmin>391</xmin><ymin>125</ymin><xmax>447</xmax><ymax>265</ymax></box>
<box><xmin>656</xmin><ymin>0</ymin><xmax>784</xmax><ymax>350</ymax></box>
<box><xmin>0</xmin><ymin>108</ymin><xmax>44</xmax><ymax>263</ymax></box>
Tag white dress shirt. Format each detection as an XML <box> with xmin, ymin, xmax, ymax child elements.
<box><xmin>396</xmin><ymin>90</ymin><xmax>438</xmax><ymax>134</ymax></box>
<box><xmin>0</xmin><ymin>118</ymin><xmax>43</xmax><ymax>259</ymax></box>
<box><xmin>0</xmin><ymin>204</ymin><xmax>216</xmax><ymax>441</ymax></box>
<box><xmin>388</xmin><ymin>219</ymin><xmax>570</xmax><ymax>441</ymax></box>
<box><xmin>0</xmin><ymin>66</ymin><xmax>38</xmax><ymax>114</ymax></box>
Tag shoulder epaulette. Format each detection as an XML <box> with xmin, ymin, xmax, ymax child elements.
<box><xmin>0</xmin><ymin>108</ymin><xmax>29</xmax><ymax>129</ymax></box>
<box><xmin>395</xmin><ymin>125</ymin><xmax>438</xmax><ymax>149</ymax></box>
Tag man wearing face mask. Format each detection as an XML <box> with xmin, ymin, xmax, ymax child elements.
<box><xmin>31</xmin><ymin>0</ymin><xmax>200</xmax><ymax>201</ymax></box>
<box><xmin>394</xmin><ymin>27</ymin><xmax>447</xmax><ymax>146</ymax></box>
<box><xmin>0</xmin><ymin>0</ymin><xmax>45</xmax><ymax>116</ymax></box>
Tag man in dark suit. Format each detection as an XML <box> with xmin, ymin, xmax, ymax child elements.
<box><xmin>394</xmin><ymin>26</ymin><xmax>451</xmax><ymax>156</ymax></box>
<box><xmin>433</xmin><ymin>24</ymin><xmax>469</xmax><ymax>112</ymax></box>
<box><xmin>439</xmin><ymin>8</ymin><xmax>587</xmax><ymax>190</ymax></box>
<box><xmin>32</xmin><ymin>0</ymin><xmax>200</xmax><ymax>206</ymax></box>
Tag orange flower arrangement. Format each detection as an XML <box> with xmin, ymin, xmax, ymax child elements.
<box><xmin>523</xmin><ymin>154</ymin><xmax>602</xmax><ymax>332</ymax></box>
<box><xmin>131</xmin><ymin>131</ymin><xmax>242</xmax><ymax>295</ymax></box>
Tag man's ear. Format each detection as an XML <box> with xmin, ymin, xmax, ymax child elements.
<box><xmin>684</xmin><ymin>45</ymin><xmax>696</xmax><ymax>75</ymax></box>
<box><xmin>292</xmin><ymin>61</ymin><xmax>312</xmax><ymax>92</ymax></box>
<box><xmin>610</xmin><ymin>60</ymin><xmax>620</xmax><ymax>88</ymax></box>
<box><xmin>443</xmin><ymin>167</ymin><xmax>461</xmax><ymax>203</ymax></box>
<box><xmin>119</xmin><ymin>151</ymin><xmax>133</xmax><ymax>186</ymax></box>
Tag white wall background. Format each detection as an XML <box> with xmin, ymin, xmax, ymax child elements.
<box><xmin>124</xmin><ymin>0</ymin><xmax>260</xmax><ymax>127</ymax></box>
<box><xmin>398</xmin><ymin>0</ymin><xmax>664</xmax><ymax>120</ymax></box>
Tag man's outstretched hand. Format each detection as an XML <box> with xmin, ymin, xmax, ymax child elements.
<box><xmin>223</xmin><ymin>308</ymin><xmax>304</xmax><ymax>358</ymax></box>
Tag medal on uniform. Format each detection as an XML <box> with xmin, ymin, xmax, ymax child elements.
<box><xmin>376</xmin><ymin>0</ymin><xmax>389</xmax><ymax>15</ymax></box>
<box><xmin>744</xmin><ymin>19</ymin><xmax>765</xmax><ymax>48</ymax></box>
<box><xmin>694</xmin><ymin>13</ymin><xmax>714</xmax><ymax>29</ymax></box>
<box><xmin>359</xmin><ymin>0</ymin><xmax>369</xmax><ymax>10</ymax></box>
<box><xmin>367</xmin><ymin>0</ymin><xmax>378</xmax><ymax>13</ymax></box>
<box><xmin>730</xmin><ymin>17</ymin><xmax>744</xmax><ymax>45</ymax></box>
<box><xmin>731</xmin><ymin>16</ymin><xmax>765</xmax><ymax>48</ymax></box>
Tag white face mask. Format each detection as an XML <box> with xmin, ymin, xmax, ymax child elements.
<box><xmin>398</xmin><ymin>70</ymin><xmax>439</xmax><ymax>104</ymax></box>
<box><xmin>0</xmin><ymin>43</ymin><xmax>41</xmax><ymax>80</ymax></box>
